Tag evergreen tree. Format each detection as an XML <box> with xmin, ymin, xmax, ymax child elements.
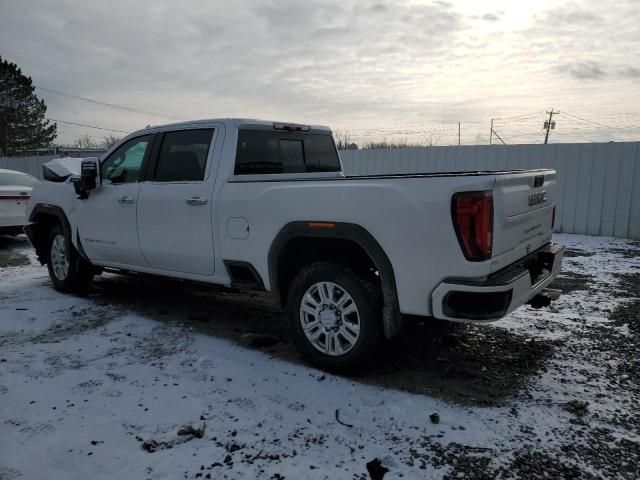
<box><xmin>0</xmin><ymin>56</ymin><xmax>57</xmax><ymax>155</ymax></box>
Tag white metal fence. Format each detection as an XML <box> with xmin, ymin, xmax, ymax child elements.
<box><xmin>2</xmin><ymin>142</ymin><xmax>640</xmax><ymax>240</ymax></box>
<box><xmin>0</xmin><ymin>152</ymin><xmax>106</xmax><ymax>180</ymax></box>
<box><xmin>0</xmin><ymin>155</ymin><xmax>57</xmax><ymax>180</ymax></box>
<box><xmin>340</xmin><ymin>142</ymin><xmax>640</xmax><ymax>240</ymax></box>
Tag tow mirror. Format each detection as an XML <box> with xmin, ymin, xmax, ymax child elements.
<box><xmin>73</xmin><ymin>157</ymin><xmax>99</xmax><ymax>199</ymax></box>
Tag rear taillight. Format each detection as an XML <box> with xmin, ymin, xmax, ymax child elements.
<box><xmin>551</xmin><ymin>206</ymin><xmax>556</xmax><ymax>229</ymax></box>
<box><xmin>452</xmin><ymin>191</ymin><xmax>493</xmax><ymax>261</ymax></box>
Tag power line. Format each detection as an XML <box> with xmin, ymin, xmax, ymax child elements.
<box><xmin>558</xmin><ymin>111</ymin><xmax>615</xmax><ymax>129</ymax></box>
<box><xmin>46</xmin><ymin>118</ymin><xmax>130</xmax><ymax>134</ymax></box>
<box><xmin>56</xmin><ymin>129</ymin><xmax>118</xmax><ymax>141</ymax></box>
<box><xmin>345</xmin><ymin>109</ymin><xmax>639</xmax><ymax>146</ymax></box>
<box><xmin>35</xmin><ymin>86</ymin><xmax>182</xmax><ymax>120</ymax></box>
<box><xmin>355</xmin><ymin>124</ymin><xmax>465</xmax><ymax>135</ymax></box>
<box><xmin>56</xmin><ymin>130</ymin><xmax>104</xmax><ymax>139</ymax></box>
<box><xmin>493</xmin><ymin>110</ymin><xmax>544</xmax><ymax>121</ymax></box>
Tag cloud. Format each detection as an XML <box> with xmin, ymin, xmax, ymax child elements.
<box><xmin>0</xmin><ymin>0</ymin><xmax>464</xmax><ymax>126</ymax></box>
<box><xmin>532</xmin><ymin>2</ymin><xmax>603</xmax><ymax>27</ymax></box>
<box><xmin>619</xmin><ymin>66</ymin><xmax>640</xmax><ymax>79</ymax></box>
<box><xmin>556</xmin><ymin>62</ymin><xmax>640</xmax><ymax>81</ymax></box>
<box><xmin>480</xmin><ymin>12</ymin><xmax>503</xmax><ymax>22</ymax></box>
<box><xmin>369</xmin><ymin>3</ymin><xmax>387</xmax><ymax>13</ymax></box>
<box><xmin>556</xmin><ymin>62</ymin><xmax>607</xmax><ymax>80</ymax></box>
<box><xmin>0</xmin><ymin>0</ymin><xmax>638</xmax><ymax>145</ymax></box>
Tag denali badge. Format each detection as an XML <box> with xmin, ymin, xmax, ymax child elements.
<box><xmin>528</xmin><ymin>191</ymin><xmax>547</xmax><ymax>206</ymax></box>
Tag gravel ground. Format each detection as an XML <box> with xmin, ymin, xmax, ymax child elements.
<box><xmin>0</xmin><ymin>233</ymin><xmax>639</xmax><ymax>479</ymax></box>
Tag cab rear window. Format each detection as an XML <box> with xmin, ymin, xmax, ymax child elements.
<box><xmin>234</xmin><ymin>130</ymin><xmax>340</xmax><ymax>175</ymax></box>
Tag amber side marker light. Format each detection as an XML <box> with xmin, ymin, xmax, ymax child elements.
<box><xmin>308</xmin><ymin>222</ymin><xmax>336</xmax><ymax>229</ymax></box>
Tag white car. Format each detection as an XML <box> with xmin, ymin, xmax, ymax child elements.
<box><xmin>0</xmin><ymin>169</ymin><xmax>39</xmax><ymax>235</ymax></box>
<box><xmin>25</xmin><ymin>118</ymin><xmax>564</xmax><ymax>371</ymax></box>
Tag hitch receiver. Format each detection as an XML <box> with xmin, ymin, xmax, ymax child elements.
<box><xmin>527</xmin><ymin>288</ymin><xmax>562</xmax><ymax>309</ymax></box>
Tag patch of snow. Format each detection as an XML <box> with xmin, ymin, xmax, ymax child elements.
<box><xmin>1</xmin><ymin>233</ymin><xmax>639</xmax><ymax>478</ymax></box>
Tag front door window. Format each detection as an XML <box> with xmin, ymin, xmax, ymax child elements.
<box><xmin>101</xmin><ymin>135</ymin><xmax>152</xmax><ymax>184</ymax></box>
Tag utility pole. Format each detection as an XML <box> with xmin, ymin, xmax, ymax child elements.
<box><xmin>489</xmin><ymin>118</ymin><xmax>493</xmax><ymax>145</ymax></box>
<box><xmin>544</xmin><ymin>109</ymin><xmax>558</xmax><ymax>144</ymax></box>
<box><xmin>488</xmin><ymin>118</ymin><xmax>505</xmax><ymax>145</ymax></box>
<box><xmin>458</xmin><ymin>122</ymin><xmax>461</xmax><ymax>146</ymax></box>
<box><xmin>492</xmin><ymin>129</ymin><xmax>506</xmax><ymax>145</ymax></box>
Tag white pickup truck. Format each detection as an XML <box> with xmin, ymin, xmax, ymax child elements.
<box><xmin>25</xmin><ymin>118</ymin><xmax>564</xmax><ymax>371</ymax></box>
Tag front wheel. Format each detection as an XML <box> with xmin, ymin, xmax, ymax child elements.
<box><xmin>47</xmin><ymin>224</ymin><xmax>94</xmax><ymax>293</ymax></box>
<box><xmin>287</xmin><ymin>262</ymin><xmax>382</xmax><ymax>373</ymax></box>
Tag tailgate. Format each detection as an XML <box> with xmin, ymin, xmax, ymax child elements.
<box><xmin>491</xmin><ymin>169</ymin><xmax>556</xmax><ymax>271</ymax></box>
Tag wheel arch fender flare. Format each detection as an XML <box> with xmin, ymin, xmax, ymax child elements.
<box><xmin>27</xmin><ymin>203</ymin><xmax>78</xmax><ymax>263</ymax></box>
<box><xmin>267</xmin><ymin>221</ymin><xmax>402</xmax><ymax>338</ymax></box>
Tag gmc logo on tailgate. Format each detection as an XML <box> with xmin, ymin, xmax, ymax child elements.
<box><xmin>528</xmin><ymin>191</ymin><xmax>547</xmax><ymax>206</ymax></box>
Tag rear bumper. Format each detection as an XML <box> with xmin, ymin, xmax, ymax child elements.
<box><xmin>431</xmin><ymin>242</ymin><xmax>564</xmax><ymax>321</ymax></box>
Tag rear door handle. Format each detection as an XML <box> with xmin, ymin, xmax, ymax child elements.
<box><xmin>186</xmin><ymin>197</ymin><xmax>208</xmax><ymax>206</ymax></box>
<box><xmin>118</xmin><ymin>196</ymin><xmax>134</xmax><ymax>204</ymax></box>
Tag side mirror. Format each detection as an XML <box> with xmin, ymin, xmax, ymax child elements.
<box><xmin>80</xmin><ymin>159</ymin><xmax>98</xmax><ymax>190</ymax></box>
<box><xmin>73</xmin><ymin>157</ymin><xmax>99</xmax><ymax>199</ymax></box>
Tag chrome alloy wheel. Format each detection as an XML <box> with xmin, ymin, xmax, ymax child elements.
<box><xmin>299</xmin><ymin>281</ymin><xmax>361</xmax><ymax>356</ymax></box>
<box><xmin>50</xmin><ymin>234</ymin><xmax>69</xmax><ymax>281</ymax></box>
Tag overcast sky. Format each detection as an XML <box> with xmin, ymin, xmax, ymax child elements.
<box><xmin>1</xmin><ymin>0</ymin><xmax>639</xmax><ymax>146</ymax></box>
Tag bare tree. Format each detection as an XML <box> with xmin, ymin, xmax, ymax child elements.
<box><xmin>73</xmin><ymin>134</ymin><xmax>99</xmax><ymax>149</ymax></box>
<box><xmin>102</xmin><ymin>134</ymin><xmax>120</xmax><ymax>149</ymax></box>
<box><xmin>333</xmin><ymin>129</ymin><xmax>358</xmax><ymax>150</ymax></box>
<box><xmin>427</xmin><ymin>134</ymin><xmax>441</xmax><ymax>147</ymax></box>
<box><xmin>361</xmin><ymin>137</ymin><xmax>428</xmax><ymax>149</ymax></box>
<box><xmin>334</xmin><ymin>129</ymin><xmax>442</xmax><ymax>150</ymax></box>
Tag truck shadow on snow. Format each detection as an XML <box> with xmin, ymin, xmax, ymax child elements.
<box><xmin>0</xmin><ymin>234</ymin><xmax>31</xmax><ymax>267</ymax></box>
<box><xmin>89</xmin><ymin>273</ymin><xmax>560</xmax><ymax>406</ymax></box>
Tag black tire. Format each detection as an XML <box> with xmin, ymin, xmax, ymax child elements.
<box><xmin>287</xmin><ymin>261</ymin><xmax>382</xmax><ymax>373</ymax></box>
<box><xmin>46</xmin><ymin>224</ymin><xmax>94</xmax><ymax>293</ymax></box>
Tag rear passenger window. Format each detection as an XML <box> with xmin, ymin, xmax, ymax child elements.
<box><xmin>234</xmin><ymin>130</ymin><xmax>340</xmax><ymax>175</ymax></box>
<box><xmin>154</xmin><ymin>129</ymin><xmax>214</xmax><ymax>182</ymax></box>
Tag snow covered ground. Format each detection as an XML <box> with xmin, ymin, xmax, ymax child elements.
<box><xmin>0</xmin><ymin>234</ymin><xmax>639</xmax><ymax>480</ymax></box>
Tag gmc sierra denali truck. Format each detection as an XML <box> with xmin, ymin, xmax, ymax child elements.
<box><xmin>25</xmin><ymin>118</ymin><xmax>564</xmax><ymax>371</ymax></box>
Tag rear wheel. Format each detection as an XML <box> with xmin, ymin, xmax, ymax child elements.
<box><xmin>46</xmin><ymin>224</ymin><xmax>93</xmax><ymax>293</ymax></box>
<box><xmin>287</xmin><ymin>262</ymin><xmax>381</xmax><ymax>373</ymax></box>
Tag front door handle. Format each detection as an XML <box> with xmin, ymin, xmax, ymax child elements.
<box><xmin>118</xmin><ymin>196</ymin><xmax>134</xmax><ymax>204</ymax></box>
<box><xmin>186</xmin><ymin>197</ymin><xmax>208</xmax><ymax>206</ymax></box>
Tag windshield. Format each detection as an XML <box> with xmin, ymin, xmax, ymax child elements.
<box><xmin>0</xmin><ymin>172</ymin><xmax>40</xmax><ymax>188</ymax></box>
